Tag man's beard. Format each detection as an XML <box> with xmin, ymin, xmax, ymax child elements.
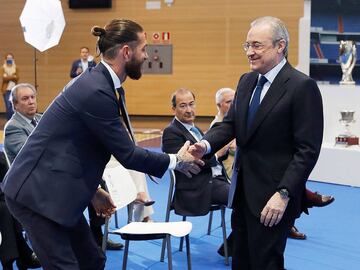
<box><xmin>125</xmin><ymin>57</ymin><xmax>143</xmax><ymax>80</ymax></box>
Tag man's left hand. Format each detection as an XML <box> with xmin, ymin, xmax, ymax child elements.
<box><xmin>91</xmin><ymin>188</ymin><xmax>116</xmax><ymax>218</ymax></box>
<box><xmin>260</xmin><ymin>192</ymin><xmax>289</xmax><ymax>227</ymax></box>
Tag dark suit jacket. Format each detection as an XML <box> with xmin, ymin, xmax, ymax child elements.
<box><xmin>204</xmin><ymin>62</ymin><xmax>323</xmax><ymax>220</ymax></box>
<box><xmin>70</xmin><ymin>59</ymin><xmax>97</xmax><ymax>78</ymax></box>
<box><xmin>162</xmin><ymin>118</ymin><xmax>223</xmax><ymax>216</ymax></box>
<box><xmin>1</xmin><ymin>63</ymin><xmax>170</xmax><ymax>227</ymax></box>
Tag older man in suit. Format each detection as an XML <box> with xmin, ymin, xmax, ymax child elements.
<box><xmin>190</xmin><ymin>17</ymin><xmax>324</xmax><ymax>270</ymax></box>
<box><xmin>1</xmin><ymin>83</ymin><xmax>41</xmax><ymax>270</ymax></box>
<box><xmin>162</xmin><ymin>88</ymin><xmax>233</xmax><ymax>256</ymax></box>
<box><xmin>4</xmin><ymin>83</ymin><xmax>41</xmax><ymax>163</ymax></box>
<box><xmin>1</xmin><ymin>19</ymin><xmax>202</xmax><ymax>270</ymax></box>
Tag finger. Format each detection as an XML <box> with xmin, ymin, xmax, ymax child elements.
<box><xmin>189</xmin><ymin>164</ymin><xmax>201</xmax><ymax>174</ymax></box>
<box><xmin>260</xmin><ymin>207</ymin><xmax>269</xmax><ymax>224</ymax></box>
<box><xmin>268</xmin><ymin>213</ymin><xmax>278</xmax><ymax>227</ymax></box>
<box><xmin>108</xmin><ymin>197</ymin><xmax>116</xmax><ymax>209</ymax></box>
<box><xmin>184</xmin><ymin>171</ymin><xmax>192</xmax><ymax>178</ymax></box>
<box><xmin>194</xmin><ymin>159</ymin><xmax>205</xmax><ymax>166</ymax></box>
<box><xmin>275</xmin><ymin>212</ymin><xmax>284</xmax><ymax>225</ymax></box>
<box><xmin>181</xmin><ymin>141</ymin><xmax>190</xmax><ymax>151</ymax></box>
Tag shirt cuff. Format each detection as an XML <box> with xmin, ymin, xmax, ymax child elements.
<box><xmin>202</xmin><ymin>140</ymin><xmax>211</xmax><ymax>154</ymax></box>
<box><xmin>168</xmin><ymin>154</ymin><xmax>177</xmax><ymax>170</ymax></box>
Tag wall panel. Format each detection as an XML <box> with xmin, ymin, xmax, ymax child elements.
<box><xmin>0</xmin><ymin>0</ymin><xmax>303</xmax><ymax>116</ymax></box>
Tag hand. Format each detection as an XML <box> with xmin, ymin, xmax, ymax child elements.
<box><xmin>188</xmin><ymin>141</ymin><xmax>207</xmax><ymax>159</ymax></box>
<box><xmin>76</xmin><ymin>67</ymin><xmax>83</xmax><ymax>75</ymax></box>
<box><xmin>216</xmin><ymin>144</ymin><xmax>229</xmax><ymax>159</ymax></box>
<box><xmin>91</xmin><ymin>188</ymin><xmax>116</xmax><ymax>218</ymax></box>
<box><xmin>175</xmin><ymin>141</ymin><xmax>205</xmax><ymax>177</ymax></box>
<box><xmin>260</xmin><ymin>192</ymin><xmax>289</xmax><ymax>227</ymax></box>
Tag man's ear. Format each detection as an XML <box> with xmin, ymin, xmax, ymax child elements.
<box><xmin>122</xmin><ymin>45</ymin><xmax>132</xmax><ymax>61</ymax></box>
<box><xmin>277</xmin><ymin>39</ymin><xmax>286</xmax><ymax>54</ymax></box>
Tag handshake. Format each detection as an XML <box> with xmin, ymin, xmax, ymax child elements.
<box><xmin>174</xmin><ymin>141</ymin><xmax>208</xmax><ymax>177</ymax></box>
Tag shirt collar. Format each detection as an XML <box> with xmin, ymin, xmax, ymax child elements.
<box><xmin>175</xmin><ymin>117</ymin><xmax>194</xmax><ymax>131</ymax></box>
<box><xmin>101</xmin><ymin>60</ymin><xmax>122</xmax><ymax>89</ymax></box>
<box><xmin>17</xmin><ymin>111</ymin><xmax>34</xmax><ymax>124</ymax></box>
<box><xmin>261</xmin><ymin>57</ymin><xmax>287</xmax><ymax>84</ymax></box>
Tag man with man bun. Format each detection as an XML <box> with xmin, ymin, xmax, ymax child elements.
<box><xmin>1</xmin><ymin>19</ymin><xmax>202</xmax><ymax>270</ymax></box>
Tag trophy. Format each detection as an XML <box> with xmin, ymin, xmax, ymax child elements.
<box><xmin>339</xmin><ymin>40</ymin><xmax>356</xmax><ymax>85</ymax></box>
<box><xmin>335</xmin><ymin>110</ymin><xmax>359</xmax><ymax>146</ymax></box>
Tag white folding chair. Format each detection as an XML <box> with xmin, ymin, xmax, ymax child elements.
<box><xmin>102</xmin><ymin>165</ymin><xmax>192</xmax><ymax>270</ymax></box>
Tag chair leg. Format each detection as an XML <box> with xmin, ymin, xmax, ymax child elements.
<box><xmin>166</xmin><ymin>235</ymin><xmax>173</xmax><ymax>270</ymax></box>
<box><xmin>185</xmin><ymin>234</ymin><xmax>192</xmax><ymax>270</ymax></box>
<box><xmin>122</xmin><ymin>240</ymin><xmax>130</xmax><ymax>270</ymax></box>
<box><xmin>160</xmin><ymin>238</ymin><xmax>167</xmax><ymax>262</ymax></box>
<box><xmin>220</xmin><ymin>207</ymin><xmax>229</xmax><ymax>265</ymax></box>
<box><xmin>114</xmin><ymin>211</ymin><xmax>119</xmax><ymax>228</ymax></box>
<box><xmin>207</xmin><ymin>210</ymin><xmax>213</xmax><ymax>235</ymax></box>
<box><xmin>179</xmin><ymin>216</ymin><xmax>186</xmax><ymax>251</ymax></box>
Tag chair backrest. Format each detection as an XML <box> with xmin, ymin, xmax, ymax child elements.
<box><xmin>102</xmin><ymin>164</ymin><xmax>137</xmax><ymax>210</ymax></box>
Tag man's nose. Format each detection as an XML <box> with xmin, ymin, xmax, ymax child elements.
<box><xmin>246</xmin><ymin>48</ymin><xmax>255</xmax><ymax>57</ymax></box>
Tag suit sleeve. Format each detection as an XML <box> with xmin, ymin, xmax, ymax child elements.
<box><xmin>279</xmin><ymin>78</ymin><xmax>323</xmax><ymax>196</ymax></box>
<box><xmin>203</xmin><ymin>88</ymin><xmax>238</xmax><ymax>155</ymax></box>
<box><xmin>70</xmin><ymin>61</ymin><xmax>78</xmax><ymax>78</ymax></box>
<box><xmin>4</xmin><ymin>124</ymin><xmax>28</xmax><ymax>163</ymax></box>
<box><xmin>77</xmin><ymin>87</ymin><xmax>170</xmax><ymax>178</ymax></box>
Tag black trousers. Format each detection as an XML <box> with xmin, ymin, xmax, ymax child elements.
<box><xmin>231</xmin><ymin>188</ymin><xmax>294</xmax><ymax>270</ymax></box>
<box><xmin>0</xmin><ymin>199</ymin><xmax>33</xmax><ymax>265</ymax></box>
<box><xmin>6</xmin><ymin>197</ymin><xmax>106</xmax><ymax>270</ymax></box>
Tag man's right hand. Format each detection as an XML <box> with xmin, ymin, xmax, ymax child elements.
<box><xmin>175</xmin><ymin>141</ymin><xmax>205</xmax><ymax>178</ymax></box>
<box><xmin>188</xmin><ymin>141</ymin><xmax>207</xmax><ymax>159</ymax></box>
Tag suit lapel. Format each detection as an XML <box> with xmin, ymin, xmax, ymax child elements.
<box><xmin>13</xmin><ymin>112</ymin><xmax>34</xmax><ymax>135</ymax></box>
<box><xmin>172</xmin><ymin>118</ymin><xmax>198</xmax><ymax>143</ymax></box>
<box><xmin>246</xmin><ymin>63</ymin><xmax>291</xmax><ymax>141</ymax></box>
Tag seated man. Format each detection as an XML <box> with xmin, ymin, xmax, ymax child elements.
<box><xmin>162</xmin><ymin>88</ymin><xmax>233</xmax><ymax>255</ymax></box>
<box><xmin>1</xmin><ymin>84</ymin><xmax>41</xmax><ymax>270</ymax></box>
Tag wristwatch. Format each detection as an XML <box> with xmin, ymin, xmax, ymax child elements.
<box><xmin>277</xmin><ymin>188</ymin><xmax>289</xmax><ymax>200</ymax></box>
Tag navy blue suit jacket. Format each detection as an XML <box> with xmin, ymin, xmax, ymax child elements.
<box><xmin>2</xmin><ymin>63</ymin><xmax>170</xmax><ymax>227</ymax></box>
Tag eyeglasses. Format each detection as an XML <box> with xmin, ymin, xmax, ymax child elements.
<box><xmin>242</xmin><ymin>39</ymin><xmax>283</xmax><ymax>52</ymax></box>
<box><xmin>242</xmin><ymin>42</ymin><xmax>265</xmax><ymax>52</ymax></box>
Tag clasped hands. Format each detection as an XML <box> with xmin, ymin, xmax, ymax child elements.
<box><xmin>174</xmin><ymin>141</ymin><xmax>206</xmax><ymax>177</ymax></box>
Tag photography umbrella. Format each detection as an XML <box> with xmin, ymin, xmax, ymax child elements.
<box><xmin>19</xmin><ymin>0</ymin><xmax>66</xmax><ymax>87</ymax></box>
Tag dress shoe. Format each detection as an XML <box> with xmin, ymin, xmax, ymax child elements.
<box><xmin>16</xmin><ymin>252</ymin><xmax>41</xmax><ymax>269</ymax></box>
<box><xmin>217</xmin><ymin>243</ymin><xmax>232</xmax><ymax>257</ymax></box>
<box><xmin>306</xmin><ymin>192</ymin><xmax>335</xmax><ymax>208</ymax></box>
<box><xmin>106</xmin><ymin>239</ymin><xmax>124</xmax><ymax>250</ymax></box>
<box><xmin>288</xmin><ymin>226</ymin><xmax>306</xmax><ymax>240</ymax></box>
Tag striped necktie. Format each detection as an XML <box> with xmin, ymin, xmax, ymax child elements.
<box><xmin>30</xmin><ymin>119</ymin><xmax>37</xmax><ymax>127</ymax></box>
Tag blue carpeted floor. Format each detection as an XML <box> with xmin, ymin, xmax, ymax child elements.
<box><xmin>6</xmin><ymin>149</ymin><xmax>360</xmax><ymax>270</ymax></box>
<box><xmin>103</xmin><ymin>170</ymin><xmax>360</xmax><ymax>270</ymax></box>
